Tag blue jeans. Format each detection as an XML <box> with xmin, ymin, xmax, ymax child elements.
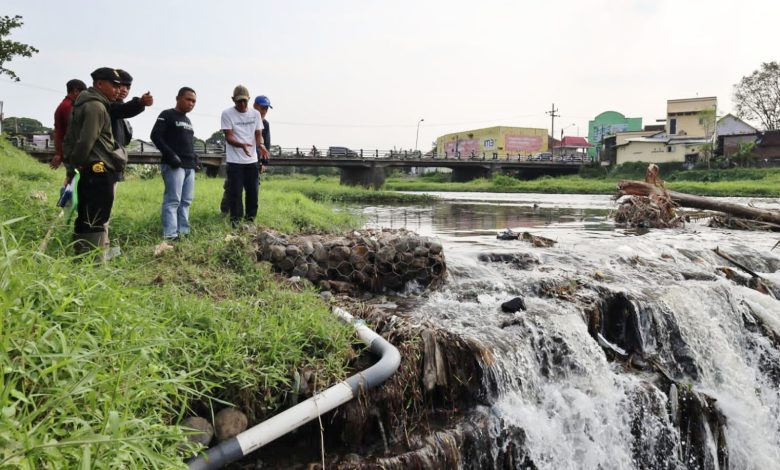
<box><xmin>161</xmin><ymin>164</ymin><xmax>195</xmax><ymax>238</ymax></box>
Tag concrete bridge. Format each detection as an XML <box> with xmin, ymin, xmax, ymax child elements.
<box><xmin>25</xmin><ymin>146</ymin><xmax>584</xmax><ymax>188</ymax></box>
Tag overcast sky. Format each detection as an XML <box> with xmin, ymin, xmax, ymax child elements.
<box><xmin>0</xmin><ymin>0</ymin><xmax>777</xmax><ymax>151</ymax></box>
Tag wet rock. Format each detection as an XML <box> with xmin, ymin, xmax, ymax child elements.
<box><xmin>478</xmin><ymin>252</ymin><xmax>539</xmax><ymax>270</ymax></box>
<box><xmin>319</xmin><ymin>290</ymin><xmax>333</xmax><ymax>300</ymax></box>
<box><xmin>501</xmin><ymin>297</ymin><xmax>526</xmax><ymax>313</ymax></box>
<box><xmin>312</xmin><ymin>244</ymin><xmax>328</xmax><ymax>263</ymax></box>
<box><xmin>277</xmin><ymin>257</ymin><xmax>295</xmax><ymax>273</ymax></box>
<box><xmin>269</xmin><ymin>245</ymin><xmax>286</xmax><ymax>262</ymax></box>
<box><xmin>680</xmin><ymin>270</ymin><xmax>718</xmax><ymax>281</ymax></box>
<box><xmin>214</xmin><ymin>408</ymin><xmax>248</xmax><ymax>442</ymax></box>
<box><xmin>521</xmin><ymin>231</ymin><xmax>556</xmax><ymax>247</ymax></box>
<box><xmin>291</xmin><ymin>263</ymin><xmax>309</xmax><ymax>278</ymax></box>
<box><xmin>285</xmin><ymin>244</ymin><xmax>301</xmax><ymax>258</ymax></box>
<box><xmin>181</xmin><ymin>416</ymin><xmax>213</xmax><ymax>447</ymax></box>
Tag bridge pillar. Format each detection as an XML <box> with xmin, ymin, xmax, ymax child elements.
<box><xmin>451</xmin><ymin>166</ymin><xmax>492</xmax><ymax>182</ymax></box>
<box><xmin>340</xmin><ymin>167</ymin><xmax>385</xmax><ymax>189</ymax></box>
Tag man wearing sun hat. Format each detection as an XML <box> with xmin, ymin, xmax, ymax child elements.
<box><xmin>220</xmin><ymin>84</ymin><xmax>269</xmax><ymax>225</ymax></box>
<box><xmin>63</xmin><ymin>67</ymin><xmax>126</xmax><ymax>256</ymax></box>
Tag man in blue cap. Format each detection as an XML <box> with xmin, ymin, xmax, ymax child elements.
<box><xmin>220</xmin><ymin>94</ymin><xmax>272</xmax><ymax>214</ymax></box>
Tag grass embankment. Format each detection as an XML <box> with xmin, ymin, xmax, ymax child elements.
<box><xmin>0</xmin><ymin>138</ymin><xmax>367</xmax><ymax>468</ymax></box>
<box><xmin>382</xmin><ymin>162</ymin><xmax>780</xmax><ymax>197</ymax></box>
<box><xmin>264</xmin><ymin>174</ymin><xmax>436</xmax><ymax>204</ymax></box>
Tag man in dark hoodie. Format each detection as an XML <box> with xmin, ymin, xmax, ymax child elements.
<box><xmin>150</xmin><ymin>87</ymin><xmax>198</xmax><ymax>240</ymax></box>
<box><xmin>63</xmin><ymin>67</ymin><xmax>125</xmax><ymax>255</ymax></box>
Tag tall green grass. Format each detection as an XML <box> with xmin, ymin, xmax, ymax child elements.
<box><xmin>264</xmin><ymin>175</ymin><xmax>436</xmax><ymax>203</ymax></box>
<box><xmin>383</xmin><ymin>165</ymin><xmax>780</xmax><ymax>197</ymax></box>
<box><xmin>0</xmin><ymin>138</ymin><xmax>356</xmax><ymax>468</ymax></box>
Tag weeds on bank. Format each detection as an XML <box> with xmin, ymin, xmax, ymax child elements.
<box><xmin>0</xmin><ymin>139</ymin><xmax>356</xmax><ymax>468</ymax></box>
<box><xmin>383</xmin><ymin>165</ymin><xmax>780</xmax><ymax>197</ymax></box>
<box><xmin>265</xmin><ymin>175</ymin><xmax>436</xmax><ymax>203</ymax></box>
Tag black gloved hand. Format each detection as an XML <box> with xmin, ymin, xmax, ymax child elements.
<box><xmin>167</xmin><ymin>153</ymin><xmax>182</xmax><ymax>168</ymax></box>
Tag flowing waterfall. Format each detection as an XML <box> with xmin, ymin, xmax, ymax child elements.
<box><xmin>370</xmin><ymin>195</ymin><xmax>780</xmax><ymax>470</ymax></box>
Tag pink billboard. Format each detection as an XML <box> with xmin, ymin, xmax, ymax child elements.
<box><xmin>505</xmin><ymin>135</ymin><xmax>543</xmax><ymax>152</ymax></box>
<box><xmin>444</xmin><ymin>138</ymin><xmax>480</xmax><ymax>156</ymax></box>
<box><xmin>444</xmin><ymin>139</ymin><xmax>480</xmax><ymax>157</ymax></box>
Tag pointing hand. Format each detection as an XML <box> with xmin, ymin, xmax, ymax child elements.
<box><xmin>140</xmin><ymin>91</ymin><xmax>154</xmax><ymax>106</ymax></box>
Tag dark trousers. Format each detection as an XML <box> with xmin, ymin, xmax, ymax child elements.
<box><xmin>226</xmin><ymin>162</ymin><xmax>259</xmax><ymax>223</ymax></box>
<box><xmin>75</xmin><ymin>165</ymin><xmax>116</xmax><ymax>234</ymax></box>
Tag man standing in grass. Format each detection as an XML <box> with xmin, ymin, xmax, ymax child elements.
<box><xmin>220</xmin><ymin>85</ymin><xmax>269</xmax><ymax>226</ymax></box>
<box><xmin>110</xmin><ymin>69</ymin><xmax>153</xmax><ymax>150</ymax></box>
<box><xmin>151</xmin><ymin>87</ymin><xmax>197</xmax><ymax>241</ymax></box>
<box><xmin>63</xmin><ymin>67</ymin><xmax>124</xmax><ymax>255</ymax></box>
<box><xmin>220</xmin><ymin>94</ymin><xmax>273</xmax><ymax>213</ymax></box>
<box><xmin>50</xmin><ymin>79</ymin><xmax>87</xmax><ymax>182</ymax></box>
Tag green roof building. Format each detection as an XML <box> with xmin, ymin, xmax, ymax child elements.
<box><xmin>588</xmin><ymin>111</ymin><xmax>643</xmax><ymax>159</ymax></box>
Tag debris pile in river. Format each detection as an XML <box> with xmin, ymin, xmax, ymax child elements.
<box><xmin>614</xmin><ymin>165</ymin><xmax>683</xmax><ymax>228</ymax></box>
<box><xmin>617</xmin><ymin>164</ymin><xmax>780</xmax><ymax>232</ymax></box>
<box><xmin>254</xmin><ymin>228</ymin><xmax>447</xmax><ymax>295</ymax></box>
<box><xmin>614</xmin><ymin>192</ymin><xmax>683</xmax><ymax>228</ymax></box>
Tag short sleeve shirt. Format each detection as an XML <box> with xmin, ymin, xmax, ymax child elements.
<box><xmin>220</xmin><ymin>107</ymin><xmax>263</xmax><ymax>164</ymax></box>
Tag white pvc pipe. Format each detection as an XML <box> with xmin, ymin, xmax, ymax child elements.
<box><xmin>237</xmin><ymin>382</ymin><xmax>354</xmax><ymax>454</ymax></box>
<box><xmin>187</xmin><ymin>307</ymin><xmax>401</xmax><ymax>470</ymax></box>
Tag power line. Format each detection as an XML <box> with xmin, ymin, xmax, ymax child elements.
<box><xmin>2</xmin><ymin>79</ymin><xmax>553</xmax><ymax>129</ymax></box>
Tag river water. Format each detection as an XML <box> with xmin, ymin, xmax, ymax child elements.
<box><xmin>357</xmin><ymin>192</ymin><xmax>780</xmax><ymax>470</ymax></box>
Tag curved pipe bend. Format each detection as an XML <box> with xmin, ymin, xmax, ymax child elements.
<box><xmin>187</xmin><ymin>307</ymin><xmax>400</xmax><ymax>470</ymax></box>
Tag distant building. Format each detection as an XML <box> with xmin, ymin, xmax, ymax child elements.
<box><xmin>755</xmin><ymin>130</ymin><xmax>780</xmax><ymax>164</ymax></box>
<box><xmin>715</xmin><ymin>114</ymin><xmax>757</xmax><ymax>159</ymax></box>
<box><xmin>666</xmin><ymin>96</ymin><xmax>717</xmax><ymax>137</ymax></box>
<box><xmin>587</xmin><ymin>111</ymin><xmax>643</xmax><ymax>159</ymax></box>
<box><xmin>435</xmin><ymin>126</ymin><xmax>548</xmax><ymax>159</ymax></box>
<box><xmin>615</xmin><ymin>135</ymin><xmax>706</xmax><ymax>166</ymax></box>
<box><xmin>553</xmin><ymin>136</ymin><xmax>592</xmax><ymax>158</ymax></box>
<box><xmin>603</xmin><ymin>131</ymin><xmax>661</xmax><ymax>165</ymax></box>
<box><xmin>614</xmin><ymin>97</ymin><xmax>718</xmax><ymax>166</ymax></box>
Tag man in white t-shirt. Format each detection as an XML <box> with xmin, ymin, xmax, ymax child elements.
<box><xmin>220</xmin><ymin>84</ymin><xmax>269</xmax><ymax>225</ymax></box>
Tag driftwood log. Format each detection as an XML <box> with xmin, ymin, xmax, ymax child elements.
<box><xmin>618</xmin><ymin>180</ymin><xmax>780</xmax><ymax>226</ymax></box>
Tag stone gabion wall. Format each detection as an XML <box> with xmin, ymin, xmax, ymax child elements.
<box><xmin>254</xmin><ymin>229</ymin><xmax>446</xmax><ymax>294</ymax></box>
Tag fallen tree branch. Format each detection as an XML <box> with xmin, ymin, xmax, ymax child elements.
<box><xmin>712</xmin><ymin>247</ymin><xmax>760</xmax><ymax>278</ymax></box>
<box><xmin>618</xmin><ymin>180</ymin><xmax>780</xmax><ymax>225</ymax></box>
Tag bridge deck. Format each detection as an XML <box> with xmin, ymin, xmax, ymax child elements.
<box><xmin>25</xmin><ymin>147</ymin><xmax>586</xmax><ymax>171</ymax></box>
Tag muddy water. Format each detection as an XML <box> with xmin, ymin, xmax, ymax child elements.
<box><xmin>357</xmin><ymin>192</ymin><xmax>780</xmax><ymax>470</ymax></box>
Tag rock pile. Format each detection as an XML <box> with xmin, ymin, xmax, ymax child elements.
<box><xmin>254</xmin><ymin>228</ymin><xmax>446</xmax><ymax>294</ymax></box>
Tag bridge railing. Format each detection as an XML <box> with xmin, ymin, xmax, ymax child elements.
<box><xmin>13</xmin><ymin>137</ymin><xmax>228</xmax><ymax>155</ymax></box>
<box><xmin>13</xmin><ymin>138</ymin><xmax>589</xmax><ymax>165</ymax></box>
<box><xmin>272</xmin><ymin>148</ymin><xmax>589</xmax><ymax>164</ymax></box>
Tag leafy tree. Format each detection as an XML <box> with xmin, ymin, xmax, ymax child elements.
<box><xmin>2</xmin><ymin>116</ymin><xmax>50</xmax><ymax>135</ymax></box>
<box><xmin>734</xmin><ymin>141</ymin><xmax>756</xmax><ymax>167</ymax></box>
<box><xmin>0</xmin><ymin>15</ymin><xmax>39</xmax><ymax>81</ymax></box>
<box><xmin>206</xmin><ymin>130</ymin><xmax>225</xmax><ymax>147</ymax></box>
<box><xmin>193</xmin><ymin>137</ymin><xmax>206</xmax><ymax>152</ymax></box>
<box><xmin>733</xmin><ymin>61</ymin><xmax>780</xmax><ymax>131</ymax></box>
<box><xmin>698</xmin><ymin>108</ymin><xmax>717</xmax><ymax>167</ymax></box>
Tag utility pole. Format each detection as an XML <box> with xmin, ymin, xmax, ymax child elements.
<box><xmin>546</xmin><ymin>103</ymin><xmax>559</xmax><ymax>154</ymax></box>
